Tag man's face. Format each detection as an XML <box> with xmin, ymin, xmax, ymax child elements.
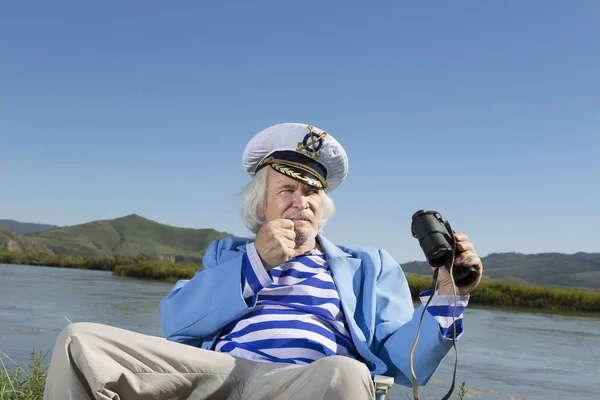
<box><xmin>263</xmin><ymin>167</ymin><xmax>323</xmax><ymax>244</ymax></box>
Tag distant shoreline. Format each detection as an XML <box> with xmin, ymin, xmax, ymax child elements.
<box><xmin>406</xmin><ymin>274</ymin><xmax>600</xmax><ymax>315</ymax></box>
<box><xmin>2</xmin><ymin>252</ymin><xmax>600</xmax><ymax>314</ymax></box>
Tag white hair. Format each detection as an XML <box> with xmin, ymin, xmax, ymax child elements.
<box><xmin>242</xmin><ymin>167</ymin><xmax>336</xmax><ymax>234</ymax></box>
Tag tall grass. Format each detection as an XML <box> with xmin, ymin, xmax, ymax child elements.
<box><xmin>0</xmin><ymin>252</ymin><xmax>119</xmax><ymax>271</ymax></box>
<box><xmin>3</xmin><ymin>252</ymin><xmax>599</xmax><ymax>313</ymax></box>
<box><xmin>113</xmin><ymin>260</ymin><xmax>199</xmax><ymax>281</ymax></box>
<box><xmin>406</xmin><ymin>275</ymin><xmax>600</xmax><ymax>313</ymax></box>
<box><xmin>114</xmin><ymin>264</ymin><xmax>600</xmax><ymax>313</ymax></box>
<box><xmin>0</xmin><ymin>252</ymin><xmax>199</xmax><ymax>281</ymax></box>
<box><xmin>0</xmin><ymin>350</ymin><xmax>47</xmax><ymax>400</ymax></box>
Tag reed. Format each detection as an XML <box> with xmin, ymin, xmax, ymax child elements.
<box><xmin>406</xmin><ymin>275</ymin><xmax>600</xmax><ymax>313</ymax></box>
<box><xmin>113</xmin><ymin>260</ymin><xmax>199</xmax><ymax>281</ymax></box>
<box><xmin>0</xmin><ymin>350</ymin><xmax>47</xmax><ymax>400</ymax></box>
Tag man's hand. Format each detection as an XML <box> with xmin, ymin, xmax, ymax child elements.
<box><xmin>436</xmin><ymin>232</ymin><xmax>483</xmax><ymax>296</ymax></box>
<box><xmin>255</xmin><ymin>219</ymin><xmax>296</xmax><ymax>270</ymax></box>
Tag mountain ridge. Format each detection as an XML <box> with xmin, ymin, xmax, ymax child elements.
<box><xmin>0</xmin><ymin>219</ymin><xmax>59</xmax><ymax>235</ymax></box>
<box><xmin>1</xmin><ymin>215</ymin><xmax>598</xmax><ymax>291</ymax></box>
<box><xmin>0</xmin><ymin>214</ymin><xmax>231</xmax><ymax>263</ymax></box>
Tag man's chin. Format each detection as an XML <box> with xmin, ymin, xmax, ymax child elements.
<box><xmin>293</xmin><ymin>227</ymin><xmax>317</xmax><ymax>245</ymax></box>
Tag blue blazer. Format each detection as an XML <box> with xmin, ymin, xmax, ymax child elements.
<box><xmin>160</xmin><ymin>234</ymin><xmax>455</xmax><ymax>387</ymax></box>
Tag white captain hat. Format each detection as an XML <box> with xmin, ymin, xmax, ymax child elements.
<box><xmin>242</xmin><ymin>123</ymin><xmax>348</xmax><ymax>192</ymax></box>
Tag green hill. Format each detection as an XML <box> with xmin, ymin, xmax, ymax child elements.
<box><xmin>0</xmin><ymin>219</ymin><xmax>59</xmax><ymax>234</ymax></box>
<box><xmin>0</xmin><ymin>224</ymin><xmax>23</xmax><ymax>252</ymax></box>
<box><xmin>2</xmin><ymin>215</ymin><xmax>598</xmax><ymax>291</ymax></box>
<box><xmin>0</xmin><ymin>214</ymin><xmax>231</xmax><ymax>263</ymax></box>
<box><xmin>401</xmin><ymin>251</ymin><xmax>600</xmax><ymax>292</ymax></box>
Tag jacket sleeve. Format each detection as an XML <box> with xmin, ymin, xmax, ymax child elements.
<box><xmin>159</xmin><ymin>239</ymin><xmax>255</xmax><ymax>344</ymax></box>
<box><xmin>373</xmin><ymin>249</ymin><xmax>457</xmax><ymax>387</ymax></box>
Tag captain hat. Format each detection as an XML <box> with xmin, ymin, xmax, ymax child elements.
<box><xmin>242</xmin><ymin>123</ymin><xmax>348</xmax><ymax>192</ymax></box>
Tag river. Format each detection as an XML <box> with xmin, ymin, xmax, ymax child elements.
<box><xmin>0</xmin><ymin>263</ymin><xmax>598</xmax><ymax>399</ymax></box>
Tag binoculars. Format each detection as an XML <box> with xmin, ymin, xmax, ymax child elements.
<box><xmin>411</xmin><ymin>210</ymin><xmax>478</xmax><ymax>287</ymax></box>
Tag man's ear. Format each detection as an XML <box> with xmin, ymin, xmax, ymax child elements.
<box><xmin>259</xmin><ymin>203</ymin><xmax>266</xmax><ymax>222</ymax></box>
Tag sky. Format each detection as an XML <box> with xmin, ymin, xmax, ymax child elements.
<box><xmin>1</xmin><ymin>1</ymin><xmax>599</xmax><ymax>263</ymax></box>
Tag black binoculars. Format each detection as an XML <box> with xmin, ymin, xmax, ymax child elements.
<box><xmin>411</xmin><ymin>210</ymin><xmax>478</xmax><ymax>287</ymax></box>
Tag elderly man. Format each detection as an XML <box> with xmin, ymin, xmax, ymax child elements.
<box><xmin>43</xmin><ymin>123</ymin><xmax>482</xmax><ymax>400</ymax></box>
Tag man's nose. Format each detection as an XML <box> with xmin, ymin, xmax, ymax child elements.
<box><xmin>291</xmin><ymin>191</ymin><xmax>309</xmax><ymax>209</ymax></box>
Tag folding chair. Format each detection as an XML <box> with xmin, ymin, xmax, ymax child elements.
<box><xmin>374</xmin><ymin>375</ymin><xmax>394</xmax><ymax>400</ymax></box>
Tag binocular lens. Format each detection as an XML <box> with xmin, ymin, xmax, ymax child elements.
<box><xmin>429</xmin><ymin>248</ymin><xmax>453</xmax><ymax>267</ymax></box>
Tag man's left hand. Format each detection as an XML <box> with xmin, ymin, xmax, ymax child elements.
<box><xmin>435</xmin><ymin>232</ymin><xmax>483</xmax><ymax>296</ymax></box>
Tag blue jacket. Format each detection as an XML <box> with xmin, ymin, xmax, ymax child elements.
<box><xmin>160</xmin><ymin>234</ymin><xmax>456</xmax><ymax>387</ymax></box>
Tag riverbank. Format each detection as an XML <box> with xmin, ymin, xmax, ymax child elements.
<box><xmin>0</xmin><ymin>251</ymin><xmax>118</xmax><ymax>271</ymax></box>
<box><xmin>406</xmin><ymin>274</ymin><xmax>600</xmax><ymax>314</ymax></box>
<box><xmin>2</xmin><ymin>251</ymin><xmax>600</xmax><ymax>314</ymax></box>
<box><xmin>111</xmin><ymin>262</ymin><xmax>600</xmax><ymax>314</ymax></box>
<box><xmin>0</xmin><ymin>251</ymin><xmax>196</xmax><ymax>280</ymax></box>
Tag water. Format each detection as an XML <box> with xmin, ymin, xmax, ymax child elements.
<box><xmin>1</xmin><ymin>264</ymin><xmax>598</xmax><ymax>399</ymax></box>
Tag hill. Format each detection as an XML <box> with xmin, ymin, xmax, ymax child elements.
<box><xmin>0</xmin><ymin>214</ymin><xmax>231</xmax><ymax>263</ymax></box>
<box><xmin>401</xmin><ymin>251</ymin><xmax>600</xmax><ymax>292</ymax></box>
<box><xmin>0</xmin><ymin>219</ymin><xmax>59</xmax><ymax>234</ymax></box>
<box><xmin>1</xmin><ymin>215</ymin><xmax>598</xmax><ymax>291</ymax></box>
<box><xmin>0</xmin><ymin>224</ymin><xmax>23</xmax><ymax>252</ymax></box>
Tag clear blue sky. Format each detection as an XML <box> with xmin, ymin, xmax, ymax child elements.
<box><xmin>1</xmin><ymin>1</ymin><xmax>598</xmax><ymax>263</ymax></box>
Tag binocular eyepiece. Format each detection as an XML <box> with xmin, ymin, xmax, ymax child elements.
<box><xmin>411</xmin><ymin>210</ymin><xmax>478</xmax><ymax>287</ymax></box>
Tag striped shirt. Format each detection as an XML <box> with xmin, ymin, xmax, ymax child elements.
<box><xmin>419</xmin><ymin>290</ymin><xmax>469</xmax><ymax>338</ymax></box>
<box><xmin>214</xmin><ymin>243</ymin><xmax>468</xmax><ymax>364</ymax></box>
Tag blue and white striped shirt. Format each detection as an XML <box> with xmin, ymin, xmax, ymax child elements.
<box><xmin>214</xmin><ymin>243</ymin><xmax>468</xmax><ymax>364</ymax></box>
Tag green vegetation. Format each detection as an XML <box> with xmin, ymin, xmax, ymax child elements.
<box><xmin>111</xmin><ymin>262</ymin><xmax>600</xmax><ymax>315</ymax></box>
<box><xmin>0</xmin><ymin>251</ymin><xmax>202</xmax><ymax>281</ymax></box>
<box><xmin>0</xmin><ymin>214</ymin><xmax>231</xmax><ymax>262</ymax></box>
<box><xmin>2</xmin><ymin>251</ymin><xmax>600</xmax><ymax>314</ymax></box>
<box><xmin>113</xmin><ymin>260</ymin><xmax>200</xmax><ymax>281</ymax></box>
<box><xmin>0</xmin><ymin>225</ymin><xmax>21</xmax><ymax>253</ymax></box>
<box><xmin>0</xmin><ymin>350</ymin><xmax>47</xmax><ymax>400</ymax></box>
<box><xmin>2</xmin><ymin>215</ymin><xmax>599</xmax><ymax>292</ymax></box>
<box><xmin>402</xmin><ymin>251</ymin><xmax>600</xmax><ymax>292</ymax></box>
<box><xmin>406</xmin><ymin>275</ymin><xmax>600</xmax><ymax>314</ymax></box>
<box><xmin>0</xmin><ymin>220</ymin><xmax>58</xmax><ymax>235</ymax></box>
<box><xmin>0</xmin><ymin>251</ymin><xmax>118</xmax><ymax>271</ymax></box>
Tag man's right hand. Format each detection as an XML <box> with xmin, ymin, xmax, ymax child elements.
<box><xmin>254</xmin><ymin>219</ymin><xmax>296</xmax><ymax>270</ymax></box>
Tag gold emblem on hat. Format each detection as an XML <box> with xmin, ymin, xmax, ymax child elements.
<box><xmin>296</xmin><ymin>125</ymin><xmax>328</xmax><ymax>160</ymax></box>
<box><xmin>271</xmin><ymin>163</ymin><xmax>324</xmax><ymax>189</ymax></box>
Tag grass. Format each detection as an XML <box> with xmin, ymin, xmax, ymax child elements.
<box><xmin>5</xmin><ymin>251</ymin><xmax>597</xmax><ymax>314</ymax></box>
<box><xmin>0</xmin><ymin>252</ymin><xmax>202</xmax><ymax>282</ymax></box>
<box><xmin>406</xmin><ymin>275</ymin><xmax>600</xmax><ymax>314</ymax></box>
<box><xmin>113</xmin><ymin>260</ymin><xmax>200</xmax><ymax>282</ymax></box>
<box><xmin>0</xmin><ymin>252</ymin><xmax>118</xmax><ymax>271</ymax></box>
<box><xmin>0</xmin><ymin>350</ymin><xmax>48</xmax><ymax>400</ymax></box>
<box><xmin>456</xmin><ymin>381</ymin><xmax>468</xmax><ymax>399</ymax></box>
<box><xmin>109</xmin><ymin>263</ymin><xmax>600</xmax><ymax>314</ymax></box>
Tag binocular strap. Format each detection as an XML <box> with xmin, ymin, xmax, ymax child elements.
<box><xmin>409</xmin><ymin>252</ymin><xmax>461</xmax><ymax>400</ymax></box>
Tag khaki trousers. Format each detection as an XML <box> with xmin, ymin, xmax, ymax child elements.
<box><xmin>43</xmin><ymin>323</ymin><xmax>375</xmax><ymax>400</ymax></box>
